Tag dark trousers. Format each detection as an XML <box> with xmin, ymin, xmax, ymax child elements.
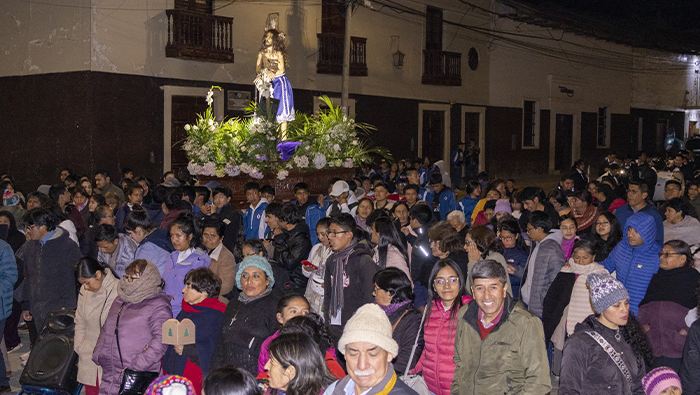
<box><xmin>451</xmin><ymin>167</ymin><xmax>462</xmax><ymax>190</ymax></box>
<box><xmin>3</xmin><ymin>300</ymin><xmax>21</xmax><ymax>349</ymax></box>
<box><xmin>0</xmin><ymin>319</ymin><xmax>9</xmax><ymax>386</ymax></box>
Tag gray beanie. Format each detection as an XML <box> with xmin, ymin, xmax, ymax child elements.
<box><xmin>338</xmin><ymin>304</ymin><xmax>399</xmax><ymax>357</ymax></box>
<box><xmin>587</xmin><ymin>272</ymin><xmax>629</xmax><ymax>313</ymax></box>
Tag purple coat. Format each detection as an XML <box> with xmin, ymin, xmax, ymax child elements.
<box><xmin>163</xmin><ymin>249</ymin><xmax>211</xmax><ymax>317</ymax></box>
<box><xmin>92</xmin><ymin>292</ymin><xmax>172</xmax><ymax>395</ymax></box>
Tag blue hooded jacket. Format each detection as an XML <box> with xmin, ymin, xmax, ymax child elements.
<box><xmin>600</xmin><ymin>212</ymin><xmax>661</xmax><ymax>314</ymax></box>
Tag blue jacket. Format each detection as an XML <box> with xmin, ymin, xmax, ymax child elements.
<box><xmin>305</xmin><ymin>204</ymin><xmax>326</xmax><ymax>245</ymax></box>
<box><xmin>134</xmin><ymin>229</ymin><xmax>174</xmax><ymax>276</ymax></box>
<box><xmin>0</xmin><ymin>241</ymin><xmax>17</xmax><ymax>320</ymax></box>
<box><xmin>601</xmin><ymin>212</ymin><xmax>661</xmax><ymax>314</ymax></box>
<box><xmin>458</xmin><ymin>196</ymin><xmax>479</xmax><ymax>226</ymax></box>
<box><xmin>615</xmin><ymin>203</ymin><xmax>664</xmax><ymax>246</ymax></box>
<box><xmin>431</xmin><ymin>188</ymin><xmax>457</xmax><ymax>221</ymax></box>
<box><xmin>244</xmin><ymin>201</ymin><xmax>269</xmax><ymax>240</ymax></box>
<box><xmin>420</xmin><ymin>187</ymin><xmax>433</xmax><ymax>204</ymax></box>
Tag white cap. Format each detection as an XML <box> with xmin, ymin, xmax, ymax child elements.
<box><xmin>330</xmin><ymin>181</ymin><xmax>349</xmax><ymax>197</ymax></box>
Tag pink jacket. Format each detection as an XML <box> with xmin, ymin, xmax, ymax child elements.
<box><xmin>412</xmin><ymin>295</ymin><xmax>472</xmax><ymax>395</ymax></box>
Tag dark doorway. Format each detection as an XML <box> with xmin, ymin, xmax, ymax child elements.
<box><xmin>555</xmin><ymin>114</ymin><xmax>573</xmax><ymax>171</ymax></box>
<box><xmin>464</xmin><ymin>112</ymin><xmax>480</xmax><ymax>147</ymax></box>
<box><xmin>171</xmin><ymin>95</ymin><xmax>209</xmax><ymax>175</ymax></box>
<box><xmin>422</xmin><ymin>110</ymin><xmax>445</xmax><ymax>163</ymax></box>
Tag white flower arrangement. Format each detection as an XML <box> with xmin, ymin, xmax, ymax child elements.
<box><xmin>183</xmin><ymin>88</ymin><xmax>390</xmax><ymax>177</ymax></box>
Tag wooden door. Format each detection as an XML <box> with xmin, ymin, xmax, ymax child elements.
<box><xmin>171</xmin><ymin>95</ymin><xmax>209</xmax><ymax>175</ymax></box>
<box><xmin>422</xmin><ymin>110</ymin><xmax>445</xmax><ymax>163</ymax></box>
<box><xmin>555</xmin><ymin>114</ymin><xmax>573</xmax><ymax>171</ymax></box>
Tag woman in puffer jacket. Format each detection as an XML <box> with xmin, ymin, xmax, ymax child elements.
<box><xmin>411</xmin><ymin>259</ymin><xmax>472</xmax><ymax>395</ymax></box>
<box><xmin>92</xmin><ymin>259</ymin><xmax>172</xmax><ymax>395</ymax></box>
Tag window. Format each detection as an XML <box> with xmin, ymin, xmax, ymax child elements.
<box><xmin>425</xmin><ymin>6</ymin><xmax>443</xmax><ymax>51</ymax></box>
<box><xmin>598</xmin><ymin>107</ymin><xmax>610</xmax><ymax>148</ymax></box>
<box><xmin>523</xmin><ymin>100</ymin><xmax>540</xmax><ymax>148</ymax></box>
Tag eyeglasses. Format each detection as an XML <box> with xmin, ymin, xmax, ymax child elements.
<box><xmin>434</xmin><ymin>277</ymin><xmax>459</xmax><ymax>286</ymax></box>
<box><xmin>327</xmin><ymin>231</ymin><xmax>350</xmax><ymax>237</ymax></box>
<box><xmin>526</xmin><ymin>226</ymin><xmax>535</xmax><ymax>233</ymax></box>
<box><xmin>595</xmin><ymin>221</ymin><xmax>610</xmax><ymax>227</ymax></box>
<box><xmin>464</xmin><ymin>240</ymin><xmax>473</xmax><ymax>245</ymax></box>
<box><xmin>658</xmin><ymin>252</ymin><xmax>682</xmax><ymax>258</ymax></box>
<box><xmin>500</xmin><ymin>235</ymin><xmax>515</xmax><ymax>241</ymax></box>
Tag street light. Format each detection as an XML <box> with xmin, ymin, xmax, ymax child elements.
<box><xmin>393</xmin><ymin>49</ymin><xmax>405</xmax><ymax>69</ymax></box>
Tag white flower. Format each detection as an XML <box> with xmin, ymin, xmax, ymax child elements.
<box><xmin>232</xmin><ymin>138</ymin><xmax>240</xmax><ymax>145</ymax></box>
<box><xmin>343</xmin><ymin>158</ymin><xmax>354</xmax><ymax>168</ymax></box>
<box><xmin>193</xmin><ymin>126</ymin><xmax>199</xmax><ymax>131</ymax></box>
<box><xmin>187</xmin><ymin>162</ymin><xmax>197</xmax><ymax>174</ymax></box>
<box><xmin>250</xmin><ymin>168</ymin><xmax>264</xmax><ymax>179</ymax></box>
<box><xmin>294</xmin><ymin>155</ymin><xmax>309</xmax><ymax>168</ymax></box>
<box><xmin>240</xmin><ymin>163</ymin><xmax>251</xmax><ymax>174</ymax></box>
<box><xmin>206</xmin><ymin>91</ymin><xmax>214</xmax><ymax>106</ymax></box>
<box><xmin>277</xmin><ymin>169</ymin><xmax>289</xmax><ymax>180</ymax></box>
<box><xmin>225</xmin><ymin>163</ymin><xmax>240</xmax><ymax>177</ymax></box>
<box><xmin>351</xmin><ymin>140</ymin><xmax>359</xmax><ymax>146</ymax></box>
<box><xmin>184</xmin><ymin>124</ymin><xmax>191</xmax><ymax>131</ymax></box>
<box><xmin>208</xmin><ymin>126</ymin><xmax>215</xmax><ymax>132</ymax></box>
<box><xmin>334</xmin><ymin>159</ymin><xmax>342</xmax><ymax>167</ymax></box>
<box><xmin>208</xmin><ymin>119</ymin><xmax>214</xmax><ymax>126</ymax></box>
<box><xmin>333</xmin><ymin>144</ymin><xmax>340</xmax><ymax>152</ymax></box>
<box><xmin>203</xmin><ymin>162</ymin><xmax>216</xmax><ymax>176</ymax></box>
<box><xmin>241</xmin><ymin>146</ymin><xmax>247</xmax><ymax>152</ymax></box>
<box><xmin>313</xmin><ymin>153</ymin><xmax>327</xmax><ymax>169</ymax></box>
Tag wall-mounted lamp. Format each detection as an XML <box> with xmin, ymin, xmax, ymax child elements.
<box><xmin>393</xmin><ymin>50</ymin><xmax>405</xmax><ymax>69</ymax></box>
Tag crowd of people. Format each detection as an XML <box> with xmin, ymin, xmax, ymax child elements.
<box><xmin>0</xmin><ymin>148</ymin><xmax>698</xmax><ymax>395</ymax></box>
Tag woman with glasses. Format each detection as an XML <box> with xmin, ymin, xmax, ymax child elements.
<box><xmin>93</xmin><ymin>259</ymin><xmax>172</xmax><ymax>395</ymax></box>
<box><xmin>410</xmin><ymin>259</ymin><xmax>472</xmax><ymax>395</ymax></box>
<box><xmin>372</xmin><ymin>267</ymin><xmax>422</xmax><ymax>373</ymax></box>
<box><xmin>638</xmin><ymin>240</ymin><xmax>700</xmax><ymax>372</ymax></box>
<box><xmin>498</xmin><ymin>218</ymin><xmax>529</xmax><ymax>299</ymax></box>
<box><xmin>589</xmin><ymin>211</ymin><xmax>623</xmax><ymax>262</ymax></box>
<box><xmin>542</xmin><ymin>240</ymin><xmax>608</xmax><ymax>375</ymax></box>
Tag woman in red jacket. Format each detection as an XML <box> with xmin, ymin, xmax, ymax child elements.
<box><xmin>411</xmin><ymin>259</ymin><xmax>472</xmax><ymax>395</ymax></box>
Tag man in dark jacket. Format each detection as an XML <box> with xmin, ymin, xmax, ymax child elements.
<box><xmin>519</xmin><ymin>186</ymin><xmax>560</xmax><ymax>229</ymax></box>
<box><xmin>211</xmin><ymin>186</ymin><xmax>245</xmax><ymax>262</ymax></box>
<box><xmin>324</xmin><ymin>214</ymin><xmax>378</xmax><ymax>348</ymax></box>
<box><xmin>273</xmin><ymin>203</ymin><xmax>312</xmax><ymax>294</ymax></box>
<box><xmin>404</xmin><ymin>204</ymin><xmax>436</xmax><ymax>308</ymax></box>
<box><xmin>17</xmin><ymin>209</ymin><xmax>83</xmax><ymax>345</ymax></box>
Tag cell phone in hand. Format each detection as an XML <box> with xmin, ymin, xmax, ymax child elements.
<box><xmin>302</xmin><ymin>260</ymin><xmax>318</xmax><ymax>270</ymax></box>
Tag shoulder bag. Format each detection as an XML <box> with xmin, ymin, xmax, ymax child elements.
<box><xmin>398</xmin><ymin>307</ymin><xmax>431</xmax><ymax>395</ymax></box>
<box><xmin>115</xmin><ymin>303</ymin><xmax>160</xmax><ymax>395</ymax></box>
<box><xmin>585</xmin><ymin>330</ymin><xmax>633</xmax><ymax>384</ymax></box>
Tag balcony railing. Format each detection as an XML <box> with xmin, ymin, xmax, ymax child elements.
<box><xmin>422</xmin><ymin>50</ymin><xmax>461</xmax><ymax>86</ymax></box>
<box><xmin>166</xmin><ymin>9</ymin><xmax>234</xmax><ymax>63</ymax></box>
<box><xmin>317</xmin><ymin>33</ymin><xmax>368</xmax><ymax>76</ymax></box>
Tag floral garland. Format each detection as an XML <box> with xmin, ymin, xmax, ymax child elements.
<box><xmin>183</xmin><ymin>87</ymin><xmax>390</xmax><ymax>180</ymax></box>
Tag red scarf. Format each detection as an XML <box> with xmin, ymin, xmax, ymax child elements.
<box><xmin>181</xmin><ymin>297</ymin><xmax>226</xmax><ymax>313</ymax></box>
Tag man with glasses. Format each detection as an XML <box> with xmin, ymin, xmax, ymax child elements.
<box><xmin>615</xmin><ymin>179</ymin><xmax>664</xmax><ymax>246</ymax></box>
<box><xmin>658</xmin><ymin>179</ymin><xmax>698</xmax><ymax>221</ymax></box>
<box><xmin>323</xmin><ymin>213</ymin><xmax>378</xmax><ymax>356</ymax></box>
<box><xmin>520</xmin><ymin>211</ymin><xmax>565</xmax><ymax>319</ymax></box>
<box><xmin>16</xmin><ymin>209</ymin><xmax>83</xmax><ymax>346</ymax></box>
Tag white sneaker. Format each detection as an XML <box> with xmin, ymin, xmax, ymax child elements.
<box><xmin>19</xmin><ymin>352</ymin><xmax>30</xmax><ymax>361</ymax></box>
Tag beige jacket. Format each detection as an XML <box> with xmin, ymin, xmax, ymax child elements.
<box><xmin>74</xmin><ymin>270</ymin><xmax>119</xmax><ymax>385</ymax></box>
<box><xmin>209</xmin><ymin>244</ymin><xmax>237</xmax><ymax>304</ymax></box>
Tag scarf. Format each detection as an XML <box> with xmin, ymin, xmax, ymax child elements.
<box><xmin>663</xmin><ymin>216</ymin><xmax>700</xmax><ymax>246</ymax></box>
<box><xmin>181</xmin><ymin>297</ymin><xmax>227</xmax><ymax>313</ymax></box>
<box><xmin>117</xmin><ymin>261</ymin><xmax>164</xmax><ymax>304</ymax></box>
<box><xmin>332</xmin><ymin>363</ymin><xmax>397</xmax><ymax>395</ymax></box>
<box><xmin>574</xmin><ymin>203</ymin><xmax>597</xmax><ymax>231</ymax></box>
<box><xmin>329</xmin><ymin>241</ymin><xmax>358</xmax><ymax>319</ymax></box>
<box><xmin>379</xmin><ymin>299</ymin><xmax>411</xmax><ymax>317</ymax></box>
<box><xmin>560</xmin><ymin>260</ymin><xmax>608</xmax><ymax>335</ymax></box>
<box><xmin>639</xmin><ymin>266</ymin><xmax>699</xmax><ymax>309</ymax></box>
<box><xmin>561</xmin><ymin>236</ymin><xmax>578</xmax><ymax>260</ymax></box>
<box><xmin>238</xmin><ymin>287</ymin><xmax>272</xmax><ymax>304</ymax></box>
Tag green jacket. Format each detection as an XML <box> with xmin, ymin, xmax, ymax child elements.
<box><xmin>451</xmin><ymin>296</ymin><xmax>551</xmax><ymax>395</ymax></box>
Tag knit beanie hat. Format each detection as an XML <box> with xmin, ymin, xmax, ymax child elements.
<box><xmin>235</xmin><ymin>255</ymin><xmax>275</xmax><ymax>289</ymax></box>
<box><xmin>642</xmin><ymin>367</ymin><xmax>681</xmax><ymax>395</ymax></box>
<box><xmin>338</xmin><ymin>303</ymin><xmax>399</xmax><ymax>357</ymax></box>
<box><xmin>494</xmin><ymin>199</ymin><xmax>512</xmax><ymax>214</ymax></box>
<box><xmin>587</xmin><ymin>272</ymin><xmax>629</xmax><ymax>313</ymax></box>
<box><xmin>145</xmin><ymin>375</ymin><xmax>196</xmax><ymax>395</ymax></box>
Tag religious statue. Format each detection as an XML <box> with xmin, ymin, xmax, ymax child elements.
<box><xmin>255</xmin><ymin>28</ymin><xmax>295</xmax><ymax>140</ymax></box>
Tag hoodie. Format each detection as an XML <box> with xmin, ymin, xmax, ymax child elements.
<box><xmin>521</xmin><ymin>230</ymin><xmax>565</xmax><ymax>318</ymax></box>
<box><xmin>600</xmin><ymin>212</ymin><xmax>661</xmax><ymax>314</ymax></box>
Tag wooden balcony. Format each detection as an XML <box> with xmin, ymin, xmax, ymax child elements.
<box><xmin>317</xmin><ymin>33</ymin><xmax>368</xmax><ymax>76</ymax></box>
<box><xmin>422</xmin><ymin>50</ymin><xmax>461</xmax><ymax>86</ymax></box>
<box><xmin>166</xmin><ymin>9</ymin><xmax>234</xmax><ymax>63</ymax></box>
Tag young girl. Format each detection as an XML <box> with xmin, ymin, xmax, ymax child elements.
<box><xmin>303</xmin><ymin>218</ymin><xmax>333</xmax><ymax>315</ymax></box>
<box><xmin>559</xmin><ymin>214</ymin><xmax>579</xmax><ymax>261</ymax></box>
<box><xmin>257</xmin><ymin>295</ymin><xmax>310</xmax><ymax>374</ymax></box>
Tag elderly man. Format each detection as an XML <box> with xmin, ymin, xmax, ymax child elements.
<box><xmin>324</xmin><ymin>303</ymin><xmax>418</xmax><ymax>395</ymax></box>
<box><xmin>452</xmin><ymin>260</ymin><xmax>550</xmax><ymax>395</ymax></box>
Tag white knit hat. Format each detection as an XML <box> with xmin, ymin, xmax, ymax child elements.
<box><xmin>338</xmin><ymin>303</ymin><xmax>399</xmax><ymax>357</ymax></box>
